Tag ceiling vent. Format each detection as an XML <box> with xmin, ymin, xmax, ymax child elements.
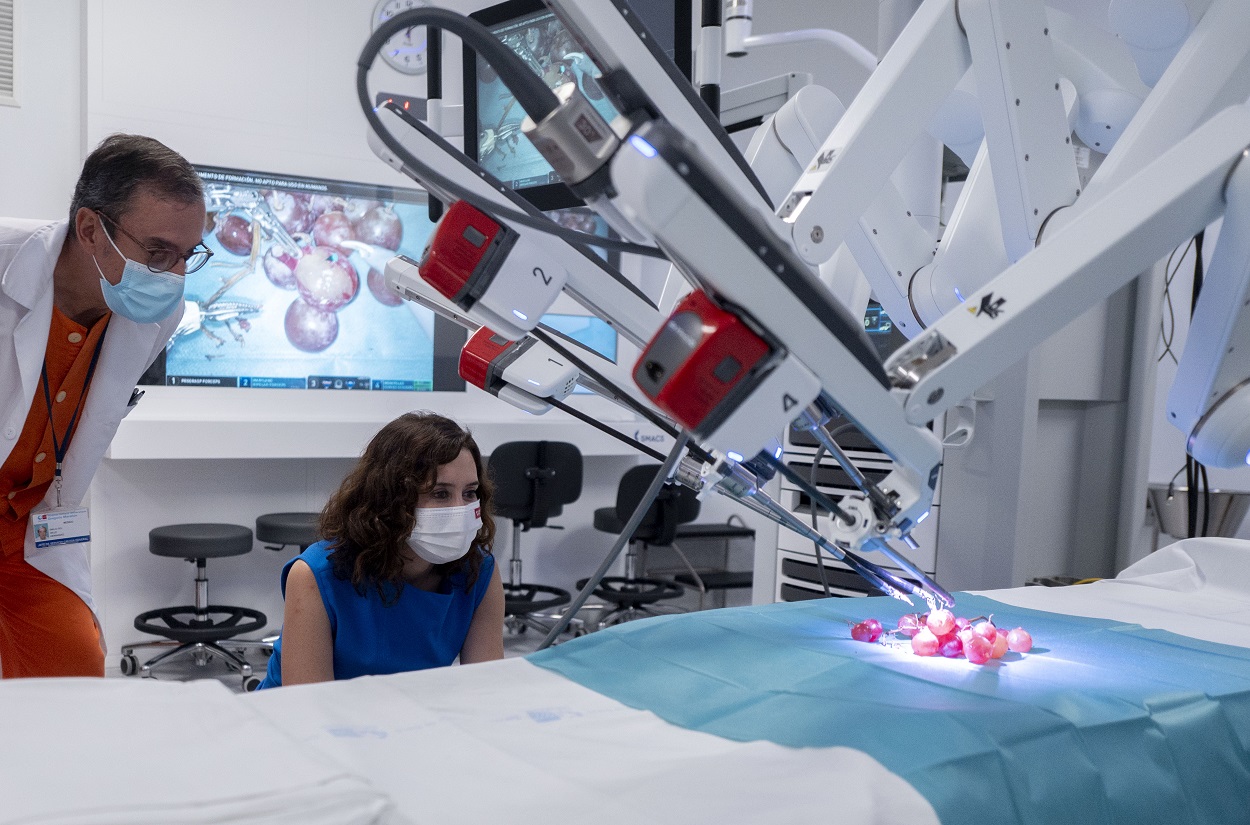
<box><xmin>0</xmin><ymin>0</ymin><xmax>14</xmax><ymax>106</ymax></box>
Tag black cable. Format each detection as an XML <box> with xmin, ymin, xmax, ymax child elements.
<box><xmin>1158</xmin><ymin>239</ymin><xmax>1193</xmax><ymax>365</ymax></box>
<box><xmin>357</xmin><ymin>12</ymin><xmax>668</xmax><ymax>260</ymax></box>
<box><xmin>1201</xmin><ymin>464</ymin><xmax>1211</xmax><ymax>538</ymax></box>
<box><xmin>1190</xmin><ymin>229</ymin><xmax>1205</xmax><ymax>315</ymax></box>
<box><xmin>808</xmin><ymin>441</ymin><xmax>833</xmax><ymax>598</ymax></box>
<box><xmin>1186</xmin><ymin>230</ymin><xmax>1208</xmax><ymax>538</ymax></box>
<box><xmin>762</xmin><ymin>452</ymin><xmax>853</xmax><ymax>524</ymax></box>
<box><xmin>362</xmin><ymin>8</ymin><xmax>558</xmax><ymax>121</ymax></box>
<box><xmin>545</xmin><ymin>396</ymin><xmax>667</xmax><ymax>461</ymax></box>
<box><xmin>529</xmin><ymin>325</ymin><xmax>716</xmax><ymax>466</ymax></box>
<box><xmin>1186</xmin><ymin>456</ymin><xmax>1197</xmax><ymax>538</ymax></box>
<box><xmin>807</xmin><ymin>423</ymin><xmax>857</xmax><ymax>596</ymax></box>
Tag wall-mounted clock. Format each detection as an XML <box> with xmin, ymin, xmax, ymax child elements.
<box><xmin>373</xmin><ymin>0</ymin><xmax>431</xmax><ymax>75</ymax></box>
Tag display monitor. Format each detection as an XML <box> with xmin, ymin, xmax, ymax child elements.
<box><xmin>464</xmin><ymin>0</ymin><xmax>690</xmax><ymax>210</ymax></box>
<box><xmin>142</xmin><ymin>165</ymin><xmax>465</xmax><ymax>392</ymax></box>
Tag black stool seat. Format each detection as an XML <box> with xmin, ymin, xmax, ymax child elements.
<box><xmin>256</xmin><ymin>512</ymin><xmax>320</xmax><ymax>548</ymax></box>
<box><xmin>593</xmin><ymin>507</ymin><xmax>626</xmax><ymax>534</ymax></box>
<box><xmin>149</xmin><ymin>523</ymin><xmax>253</xmax><ymax>558</ymax></box>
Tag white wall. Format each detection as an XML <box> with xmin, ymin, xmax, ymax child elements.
<box><xmin>0</xmin><ymin>0</ymin><xmax>85</xmax><ymax>220</ymax></box>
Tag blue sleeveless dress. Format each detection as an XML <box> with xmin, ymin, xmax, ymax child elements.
<box><xmin>256</xmin><ymin>540</ymin><xmax>495</xmax><ymax>688</ymax></box>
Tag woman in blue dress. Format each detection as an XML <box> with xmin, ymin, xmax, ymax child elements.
<box><xmin>258</xmin><ymin>412</ymin><xmax>504</xmax><ymax>687</ymax></box>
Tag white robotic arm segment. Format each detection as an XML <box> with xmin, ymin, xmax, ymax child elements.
<box><xmin>1167</xmin><ymin>152</ymin><xmax>1250</xmax><ymax>467</ymax></box>
<box><xmin>383</xmin><ymin>254</ymin><xmax>480</xmax><ymax>331</ymax></box>
<box><xmin>959</xmin><ymin>0</ymin><xmax>1080</xmax><ymax>261</ymax></box>
<box><xmin>604</xmin><ymin>119</ymin><xmax>943</xmax><ymax>543</ymax></box>
<box><xmin>416</xmin><ymin>200</ymin><xmax>568</xmax><ymax>340</ymax></box>
<box><xmin>367</xmin><ymin>105</ymin><xmax>662</xmax><ymax>347</ymax></box>
<box><xmin>1061</xmin><ymin>0</ymin><xmax>1250</xmax><ymax>217</ymax></box>
<box><xmin>909</xmin><ymin>140</ymin><xmax>1009</xmax><ymax>327</ymax></box>
<box><xmin>889</xmin><ymin>105</ymin><xmax>1250</xmax><ymax>429</ymax></box>
<box><xmin>460</xmin><ymin>326</ymin><xmax>579</xmax><ymax>415</ymax></box>
<box><xmin>1107</xmin><ymin>0</ymin><xmax>1194</xmax><ymax>87</ymax></box>
<box><xmin>779</xmin><ymin>0</ymin><xmax>969</xmax><ymax>266</ymax></box>
<box><xmin>743</xmin><ymin>84</ymin><xmax>844</xmax><ymax>207</ymax></box>
<box><xmin>545</xmin><ymin>0</ymin><xmax>774</xmax><ymax>209</ymax></box>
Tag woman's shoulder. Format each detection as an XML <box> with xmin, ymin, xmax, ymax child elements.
<box><xmin>284</xmin><ymin>540</ymin><xmax>337</xmax><ymax>578</ymax></box>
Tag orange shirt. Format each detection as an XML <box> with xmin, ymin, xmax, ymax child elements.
<box><xmin>0</xmin><ymin>307</ymin><xmax>111</xmax><ymax>556</ymax></box>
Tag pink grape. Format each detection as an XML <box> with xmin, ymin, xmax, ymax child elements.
<box><xmin>862</xmin><ymin>618</ymin><xmax>883</xmax><ymax>642</ymax></box>
<box><xmin>973</xmin><ymin>620</ymin><xmax>998</xmax><ymax>644</ymax></box>
<box><xmin>897</xmin><ymin>614</ymin><xmax>922</xmax><ymax>638</ymax></box>
<box><xmin>850</xmin><ymin>621</ymin><xmax>875</xmax><ymax>643</ymax></box>
<box><xmin>964</xmin><ymin>635</ymin><xmax>993</xmax><ymax>665</ymax></box>
<box><xmin>366</xmin><ymin>267</ymin><xmax>404</xmax><ymax>306</ymax></box>
<box><xmin>991</xmin><ymin>633</ymin><xmax>1009</xmax><ymax>659</ymax></box>
<box><xmin>911</xmin><ymin>628</ymin><xmax>939</xmax><ymax>656</ymax></box>
<box><xmin>215</xmin><ymin>213</ymin><xmax>254</xmax><ymax>256</ymax></box>
<box><xmin>939</xmin><ymin>635</ymin><xmax>964</xmax><ymax>658</ymax></box>
<box><xmin>954</xmin><ymin>616</ymin><xmax>972</xmax><ymax>632</ymax></box>
<box><xmin>926</xmin><ymin>609</ymin><xmax>955</xmax><ymax>636</ymax></box>
<box><xmin>283</xmin><ymin>298</ymin><xmax>338</xmax><ymax>352</ymax></box>
<box><xmin>1007</xmin><ymin>627</ymin><xmax>1033</xmax><ymax>653</ymax></box>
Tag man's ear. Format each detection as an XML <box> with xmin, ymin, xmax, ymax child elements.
<box><xmin>74</xmin><ymin>207</ymin><xmax>103</xmax><ymax>250</ymax></box>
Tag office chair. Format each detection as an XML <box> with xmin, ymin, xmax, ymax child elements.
<box><xmin>489</xmin><ymin>441</ymin><xmax>582</xmax><ymax>635</ymax></box>
<box><xmin>582</xmin><ymin>464</ymin><xmax>696</xmax><ymax>626</ymax></box>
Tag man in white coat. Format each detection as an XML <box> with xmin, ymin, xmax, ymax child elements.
<box><xmin>0</xmin><ymin>134</ymin><xmax>208</xmax><ymax>677</ymax></box>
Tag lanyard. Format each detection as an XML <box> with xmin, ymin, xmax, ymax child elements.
<box><xmin>41</xmin><ymin>320</ymin><xmax>109</xmax><ymax>507</ymax></box>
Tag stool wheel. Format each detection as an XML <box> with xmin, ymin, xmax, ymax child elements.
<box><xmin>504</xmin><ymin>583</ymin><xmax>572</xmax><ymax>617</ymax></box>
<box><xmin>241</xmin><ymin>675</ymin><xmax>263</xmax><ymax>692</ymax></box>
<box><xmin>119</xmin><ymin>653</ymin><xmax>138</xmax><ymax>676</ymax></box>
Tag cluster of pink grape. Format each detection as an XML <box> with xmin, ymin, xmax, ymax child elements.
<box><xmin>850</xmin><ymin>609</ymin><xmax>1033</xmax><ymax>665</ymax></box>
<box><xmin>214</xmin><ymin>192</ymin><xmax>407</xmax><ymax>353</ymax></box>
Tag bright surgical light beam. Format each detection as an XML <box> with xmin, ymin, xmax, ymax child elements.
<box><xmin>512</xmin><ymin>309</ymin><xmax>529</xmax><ymax>321</ymax></box>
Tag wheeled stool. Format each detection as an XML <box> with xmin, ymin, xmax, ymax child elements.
<box><xmin>119</xmin><ymin>523</ymin><xmax>267</xmax><ymax>691</ymax></box>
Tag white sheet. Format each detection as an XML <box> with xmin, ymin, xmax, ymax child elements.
<box><xmin>5</xmin><ymin>538</ymin><xmax>1248</xmax><ymax>825</ymax></box>
<box><xmin>245</xmin><ymin>657</ymin><xmax>940</xmax><ymax>825</ymax></box>
<box><xmin>0</xmin><ymin>677</ymin><xmax>392</xmax><ymax>825</ymax></box>
<box><xmin>978</xmin><ymin>538</ymin><xmax>1250</xmax><ymax>647</ymax></box>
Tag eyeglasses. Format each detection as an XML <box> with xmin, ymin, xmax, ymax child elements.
<box><xmin>97</xmin><ymin>211</ymin><xmax>214</xmax><ymax>274</ymax></box>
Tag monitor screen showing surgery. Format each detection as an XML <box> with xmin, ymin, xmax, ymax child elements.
<box><xmin>145</xmin><ymin>166</ymin><xmax>441</xmax><ymax>391</ymax></box>
<box><xmin>473</xmin><ymin>9</ymin><xmax>622</xmax><ymax>192</ymax></box>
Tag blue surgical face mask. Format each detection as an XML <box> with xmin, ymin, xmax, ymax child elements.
<box><xmin>92</xmin><ymin>224</ymin><xmax>185</xmax><ymax>323</ymax></box>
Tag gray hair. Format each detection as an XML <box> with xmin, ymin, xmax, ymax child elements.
<box><xmin>68</xmin><ymin>134</ymin><xmax>203</xmax><ymax>225</ymax></box>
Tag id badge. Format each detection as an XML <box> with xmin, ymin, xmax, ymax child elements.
<box><xmin>31</xmin><ymin>506</ymin><xmax>91</xmax><ymax>549</ymax></box>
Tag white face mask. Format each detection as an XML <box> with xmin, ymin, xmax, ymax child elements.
<box><xmin>406</xmin><ymin>502</ymin><xmax>482</xmax><ymax>565</ymax></box>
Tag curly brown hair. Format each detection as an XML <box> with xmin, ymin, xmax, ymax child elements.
<box><xmin>320</xmin><ymin>412</ymin><xmax>495</xmax><ymax>603</ymax></box>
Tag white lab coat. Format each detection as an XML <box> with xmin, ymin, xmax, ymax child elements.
<box><xmin>0</xmin><ymin>218</ymin><xmax>182</xmax><ymax>615</ymax></box>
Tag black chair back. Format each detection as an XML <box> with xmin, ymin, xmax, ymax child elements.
<box><xmin>616</xmin><ymin>464</ymin><xmax>700</xmax><ymax>546</ymax></box>
<box><xmin>489</xmin><ymin>441</ymin><xmax>583</xmax><ymax>530</ymax></box>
